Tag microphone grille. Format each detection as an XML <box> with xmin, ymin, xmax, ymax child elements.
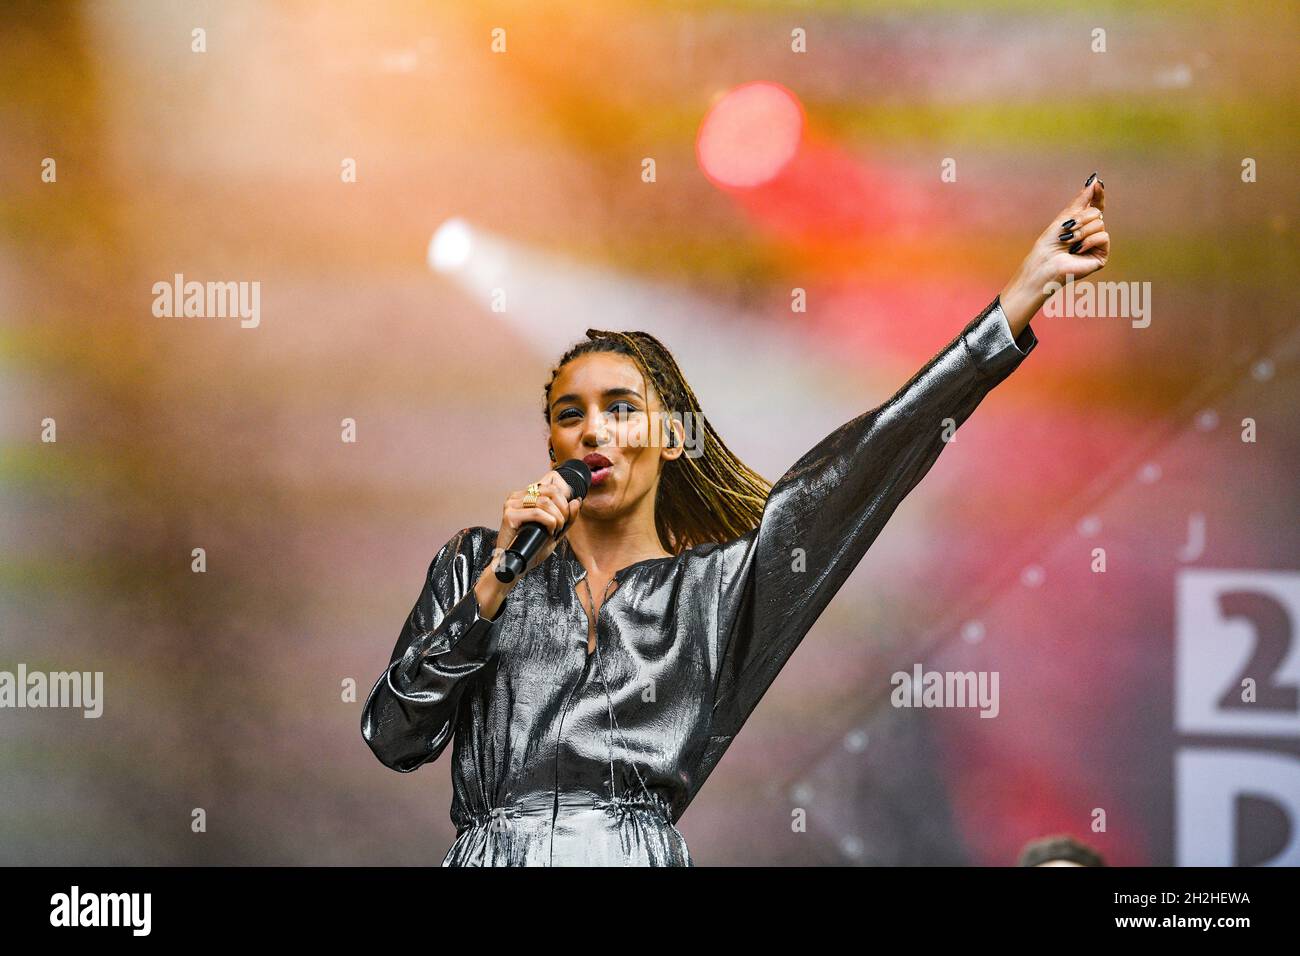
<box><xmin>556</xmin><ymin>459</ymin><xmax>592</xmax><ymax>498</ymax></box>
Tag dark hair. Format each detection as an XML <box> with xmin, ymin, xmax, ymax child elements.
<box><xmin>542</xmin><ymin>329</ymin><xmax>771</xmax><ymax>553</ymax></box>
<box><xmin>1017</xmin><ymin>834</ymin><xmax>1107</xmax><ymax>867</ymax></box>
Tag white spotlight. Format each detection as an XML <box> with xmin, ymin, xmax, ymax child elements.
<box><xmin>428</xmin><ymin>217</ymin><xmax>474</xmax><ymax>273</ymax></box>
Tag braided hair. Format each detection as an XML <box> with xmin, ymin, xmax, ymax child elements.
<box><xmin>542</xmin><ymin>329</ymin><xmax>772</xmax><ymax>554</ymax></box>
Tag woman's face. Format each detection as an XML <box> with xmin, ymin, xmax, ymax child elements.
<box><xmin>547</xmin><ymin>352</ymin><xmax>678</xmax><ymax>519</ymax></box>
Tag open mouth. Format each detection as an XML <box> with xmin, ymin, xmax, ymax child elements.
<box><xmin>583</xmin><ymin>454</ymin><xmax>613</xmax><ymax>486</ymax></box>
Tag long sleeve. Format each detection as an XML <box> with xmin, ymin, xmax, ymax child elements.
<box><xmin>707</xmin><ymin>295</ymin><xmax>1036</xmax><ymax>744</ymax></box>
<box><xmin>993</xmin><ymin>299</ymin><xmax>1020</xmax><ymax>350</ymax></box>
<box><xmin>360</xmin><ymin>526</ymin><xmax>504</xmax><ymax>772</ymax></box>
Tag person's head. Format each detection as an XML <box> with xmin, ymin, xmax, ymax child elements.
<box><xmin>542</xmin><ymin>329</ymin><xmax>771</xmax><ymax>553</ymax></box>
<box><xmin>1017</xmin><ymin>834</ymin><xmax>1107</xmax><ymax>867</ymax></box>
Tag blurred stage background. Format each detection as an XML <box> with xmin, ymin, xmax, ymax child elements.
<box><xmin>1</xmin><ymin>0</ymin><xmax>1297</xmax><ymax>865</ymax></box>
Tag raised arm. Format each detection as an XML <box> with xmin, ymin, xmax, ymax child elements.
<box><xmin>360</xmin><ymin>526</ymin><xmax>504</xmax><ymax>772</ymax></box>
<box><xmin>707</xmin><ymin>295</ymin><xmax>1036</xmax><ymax>744</ymax></box>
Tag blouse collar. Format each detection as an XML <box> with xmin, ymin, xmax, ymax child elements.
<box><xmin>558</xmin><ymin>537</ymin><xmax>677</xmax><ymax>582</ymax></box>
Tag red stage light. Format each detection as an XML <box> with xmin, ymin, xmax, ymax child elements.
<box><xmin>696</xmin><ymin>81</ymin><xmax>806</xmax><ymax>189</ymax></box>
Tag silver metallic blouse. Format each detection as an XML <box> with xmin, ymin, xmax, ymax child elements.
<box><xmin>361</xmin><ymin>295</ymin><xmax>1036</xmax><ymax>865</ymax></box>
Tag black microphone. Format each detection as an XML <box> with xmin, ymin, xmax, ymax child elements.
<box><xmin>495</xmin><ymin>458</ymin><xmax>591</xmax><ymax>584</ymax></box>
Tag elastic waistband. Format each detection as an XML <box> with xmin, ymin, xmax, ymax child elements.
<box><xmin>457</xmin><ymin>789</ymin><xmax>674</xmax><ymax>833</ymax></box>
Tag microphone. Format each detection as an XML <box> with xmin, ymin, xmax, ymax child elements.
<box><xmin>495</xmin><ymin>458</ymin><xmax>591</xmax><ymax>584</ymax></box>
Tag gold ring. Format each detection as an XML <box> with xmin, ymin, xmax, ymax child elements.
<box><xmin>522</xmin><ymin>483</ymin><xmax>541</xmax><ymax>508</ymax></box>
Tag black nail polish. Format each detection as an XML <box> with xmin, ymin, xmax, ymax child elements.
<box><xmin>1069</xmin><ymin>240</ymin><xmax>1083</xmax><ymax>254</ymax></box>
<box><xmin>1061</xmin><ymin>219</ymin><xmax>1077</xmax><ymax>229</ymax></box>
<box><xmin>1058</xmin><ymin>231</ymin><xmax>1074</xmax><ymax>241</ymax></box>
<box><xmin>1084</xmin><ymin>172</ymin><xmax>1098</xmax><ymax>186</ymax></box>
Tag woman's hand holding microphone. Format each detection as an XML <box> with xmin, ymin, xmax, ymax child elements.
<box><xmin>473</xmin><ymin>470</ymin><xmax>583</xmax><ymax>620</ymax></box>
